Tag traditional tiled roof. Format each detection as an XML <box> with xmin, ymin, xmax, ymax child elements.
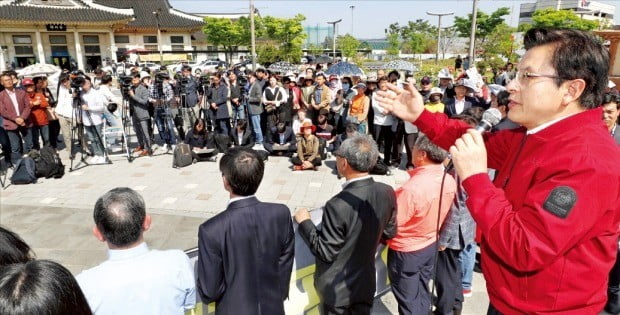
<box><xmin>94</xmin><ymin>0</ymin><xmax>204</xmax><ymax>31</ymax></box>
<box><xmin>0</xmin><ymin>0</ymin><xmax>133</xmax><ymax>24</ymax></box>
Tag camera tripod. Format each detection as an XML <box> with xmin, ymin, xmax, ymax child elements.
<box><xmin>69</xmin><ymin>87</ymin><xmax>111</xmax><ymax>172</ymax></box>
<box><xmin>102</xmin><ymin>96</ymin><xmax>133</xmax><ymax>163</ymax></box>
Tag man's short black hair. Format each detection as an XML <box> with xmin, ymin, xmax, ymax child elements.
<box><xmin>256</xmin><ymin>68</ymin><xmax>266</xmax><ymax>74</ymax></box>
<box><xmin>523</xmin><ymin>28</ymin><xmax>609</xmax><ymax>109</ymax></box>
<box><xmin>603</xmin><ymin>92</ymin><xmax>620</xmax><ymax>109</ymax></box>
<box><xmin>93</xmin><ymin>187</ymin><xmax>146</xmax><ymax>247</ymax></box>
<box><xmin>497</xmin><ymin>90</ymin><xmax>510</xmax><ymax>107</ymax></box>
<box><xmin>101</xmin><ymin>74</ymin><xmax>113</xmax><ymax>85</ymax></box>
<box><xmin>316</xmin><ymin>73</ymin><xmax>326</xmax><ymax>81</ymax></box>
<box><xmin>345</xmin><ymin>122</ymin><xmax>358</xmax><ymax>134</ymax></box>
<box><xmin>388</xmin><ymin>70</ymin><xmax>400</xmax><ymax>79</ymax></box>
<box><xmin>219</xmin><ymin>147</ymin><xmax>264</xmax><ymax>196</ymax></box>
<box><xmin>181</xmin><ymin>65</ymin><xmax>192</xmax><ymax>72</ymax></box>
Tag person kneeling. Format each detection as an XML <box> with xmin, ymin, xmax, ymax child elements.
<box><xmin>185</xmin><ymin>118</ymin><xmax>217</xmax><ymax>162</ymax></box>
<box><xmin>264</xmin><ymin>122</ymin><xmax>297</xmax><ymax>157</ymax></box>
<box><xmin>292</xmin><ymin>122</ymin><xmax>321</xmax><ymax>171</ymax></box>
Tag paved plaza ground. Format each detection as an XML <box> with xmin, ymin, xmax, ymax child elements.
<box><xmin>0</xmin><ymin>143</ymin><xmax>490</xmax><ymax>314</ymax></box>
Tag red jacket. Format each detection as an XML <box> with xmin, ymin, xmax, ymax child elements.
<box><xmin>415</xmin><ymin>108</ymin><xmax>620</xmax><ymax>314</ymax></box>
<box><xmin>0</xmin><ymin>88</ymin><xmax>32</xmax><ymax>130</ymax></box>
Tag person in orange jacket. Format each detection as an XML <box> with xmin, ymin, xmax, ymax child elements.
<box><xmin>23</xmin><ymin>78</ymin><xmax>49</xmax><ymax>150</ymax></box>
<box><xmin>377</xmin><ymin>28</ymin><xmax>620</xmax><ymax>315</ymax></box>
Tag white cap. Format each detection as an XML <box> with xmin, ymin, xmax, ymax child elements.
<box><xmin>437</xmin><ymin>68</ymin><xmax>453</xmax><ymax>80</ymax></box>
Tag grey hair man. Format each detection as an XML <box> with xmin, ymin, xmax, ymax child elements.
<box><xmin>295</xmin><ymin>134</ymin><xmax>397</xmax><ymax>314</ymax></box>
<box><xmin>76</xmin><ymin>187</ymin><xmax>195</xmax><ymax>315</ymax></box>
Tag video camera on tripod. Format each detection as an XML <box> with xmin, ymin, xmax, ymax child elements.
<box><xmin>118</xmin><ymin>75</ymin><xmax>133</xmax><ymax>99</ymax></box>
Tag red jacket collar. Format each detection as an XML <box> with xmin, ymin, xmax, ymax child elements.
<box><xmin>527</xmin><ymin>107</ymin><xmax>605</xmax><ymax>140</ymax></box>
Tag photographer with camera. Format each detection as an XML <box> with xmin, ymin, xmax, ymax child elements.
<box><xmin>128</xmin><ymin>74</ymin><xmax>152</xmax><ymax>157</ymax></box>
<box><xmin>149</xmin><ymin>71</ymin><xmax>176</xmax><ymax>152</ymax></box>
<box><xmin>176</xmin><ymin>65</ymin><xmax>202</xmax><ymax>133</ymax></box>
<box><xmin>97</xmin><ymin>74</ymin><xmax>121</xmax><ymax>127</ymax></box>
<box><xmin>79</xmin><ymin>77</ymin><xmax>107</xmax><ymax>164</ymax></box>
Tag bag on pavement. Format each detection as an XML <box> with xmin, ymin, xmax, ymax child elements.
<box><xmin>370</xmin><ymin>157</ymin><xmax>391</xmax><ymax>176</ymax></box>
<box><xmin>10</xmin><ymin>157</ymin><xmax>37</xmax><ymax>185</ymax></box>
<box><xmin>34</xmin><ymin>146</ymin><xmax>65</xmax><ymax>179</ymax></box>
<box><xmin>172</xmin><ymin>143</ymin><xmax>193</xmax><ymax>168</ymax></box>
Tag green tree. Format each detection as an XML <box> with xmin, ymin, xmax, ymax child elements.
<box><xmin>306</xmin><ymin>44</ymin><xmax>324</xmax><ymax>57</ymax></box>
<box><xmin>256</xmin><ymin>42</ymin><xmax>280</xmax><ymax>64</ymax></box>
<box><xmin>202</xmin><ymin>16</ymin><xmax>252</xmax><ymax>64</ymax></box>
<box><xmin>531</xmin><ymin>8</ymin><xmax>598</xmax><ymax>30</ymax></box>
<box><xmin>260</xmin><ymin>14</ymin><xmax>307</xmax><ymax>63</ymax></box>
<box><xmin>336</xmin><ymin>34</ymin><xmax>360</xmax><ymax>60</ymax></box>
<box><xmin>386</xmin><ymin>32</ymin><xmax>401</xmax><ymax>57</ymax></box>
<box><xmin>480</xmin><ymin>23</ymin><xmax>517</xmax><ymax>59</ymax></box>
<box><xmin>454</xmin><ymin>7</ymin><xmax>511</xmax><ymax>44</ymax></box>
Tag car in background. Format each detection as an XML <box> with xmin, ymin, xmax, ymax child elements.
<box><xmin>138</xmin><ymin>62</ymin><xmax>161</xmax><ymax>73</ymax></box>
<box><xmin>193</xmin><ymin>60</ymin><xmax>228</xmax><ymax>75</ymax></box>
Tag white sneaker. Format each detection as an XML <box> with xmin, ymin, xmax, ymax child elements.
<box><xmin>171</xmin><ymin>145</ymin><xmax>176</xmax><ymax>151</ymax></box>
<box><xmin>88</xmin><ymin>156</ymin><xmax>99</xmax><ymax>164</ymax></box>
<box><xmin>161</xmin><ymin>144</ymin><xmax>168</xmax><ymax>152</ymax></box>
<box><xmin>95</xmin><ymin>156</ymin><xmax>106</xmax><ymax>164</ymax></box>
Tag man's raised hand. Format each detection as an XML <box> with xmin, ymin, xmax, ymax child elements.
<box><xmin>374</xmin><ymin>81</ymin><xmax>425</xmax><ymax>123</ymax></box>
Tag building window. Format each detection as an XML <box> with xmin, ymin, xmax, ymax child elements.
<box><xmin>114</xmin><ymin>35</ymin><xmax>130</xmax><ymax>44</ymax></box>
<box><xmin>170</xmin><ymin>36</ymin><xmax>184</xmax><ymax>44</ymax></box>
<box><xmin>51</xmin><ymin>46</ymin><xmax>69</xmax><ymax>55</ymax></box>
<box><xmin>116</xmin><ymin>47</ymin><xmax>128</xmax><ymax>54</ymax></box>
<box><xmin>14</xmin><ymin>46</ymin><xmax>34</xmax><ymax>55</ymax></box>
<box><xmin>84</xmin><ymin>46</ymin><xmax>101</xmax><ymax>54</ymax></box>
<box><xmin>49</xmin><ymin>35</ymin><xmax>66</xmax><ymax>45</ymax></box>
<box><xmin>144</xmin><ymin>36</ymin><xmax>158</xmax><ymax>44</ymax></box>
<box><xmin>83</xmin><ymin>35</ymin><xmax>99</xmax><ymax>44</ymax></box>
<box><xmin>172</xmin><ymin>45</ymin><xmax>184</xmax><ymax>51</ymax></box>
<box><xmin>12</xmin><ymin>35</ymin><xmax>32</xmax><ymax>44</ymax></box>
<box><xmin>145</xmin><ymin>45</ymin><xmax>158</xmax><ymax>51</ymax></box>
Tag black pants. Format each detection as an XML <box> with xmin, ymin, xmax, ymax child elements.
<box><xmin>388</xmin><ymin>244</ymin><xmax>436</xmax><ymax>315</ymax></box>
<box><xmin>607</xmin><ymin>243</ymin><xmax>620</xmax><ymax>314</ymax></box>
<box><xmin>48</xmin><ymin>119</ymin><xmax>61</xmax><ymax>149</ymax></box>
<box><xmin>374</xmin><ymin>125</ymin><xmax>394</xmax><ymax>164</ymax></box>
<box><xmin>487</xmin><ymin>304</ymin><xmax>503</xmax><ymax>315</ymax></box>
<box><xmin>404</xmin><ymin>132</ymin><xmax>418</xmax><ymax>169</ymax></box>
<box><xmin>391</xmin><ymin>120</ymin><xmax>405</xmax><ymax>164</ymax></box>
<box><xmin>0</xmin><ymin>126</ymin><xmax>11</xmax><ymax>165</ymax></box>
<box><xmin>434</xmin><ymin>248</ymin><xmax>464</xmax><ymax>315</ymax></box>
<box><xmin>320</xmin><ymin>302</ymin><xmax>372</xmax><ymax>315</ymax></box>
<box><xmin>291</xmin><ymin>156</ymin><xmax>322</xmax><ymax>166</ymax></box>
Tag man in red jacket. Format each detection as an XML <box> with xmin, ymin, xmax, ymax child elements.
<box><xmin>376</xmin><ymin>28</ymin><xmax>620</xmax><ymax>314</ymax></box>
<box><xmin>0</xmin><ymin>73</ymin><xmax>32</xmax><ymax>165</ymax></box>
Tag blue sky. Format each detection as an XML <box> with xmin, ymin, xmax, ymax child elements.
<box><xmin>170</xmin><ymin>0</ymin><xmax>620</xmax><ymax>38</ymax></box>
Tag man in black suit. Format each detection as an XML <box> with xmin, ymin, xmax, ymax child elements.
<box><xmin>443</xmin><ymin>77</ymin><xmax>488</xmax><ymax>117</ymax></box>
<box><xmin>228</xmin><ymin>119</ymin><xmax>254</xmax><ymax>150</ymax></box>
<box><xmin>196</xmin><ymin>147</ymin><xmax>294</xmax><ymax>315</ymax></box>
<box><xmin>264</xmin><ymin>122</ymin><xmax>297</xmax><ymax>157</ymax></box>
<box><xmin>295</xmin><ymin>134</ymin><xmax>397</xmax><ymax>314</ymax></box>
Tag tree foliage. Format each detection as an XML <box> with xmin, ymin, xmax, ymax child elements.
<box><xmin>454</xmin><ymin>7</ymin><xmax>510</xmax><ymax>43</ymax></box>
<box><xmin>336</xmin><ymin>34</ymin><xmax>360</xmax><ymax>60</ymax></box>
<box><xmin>387</xmin><ymin>20</ymin><xmax>437</xmax><ymax>55</ymax></box>
<box><xmin>386</xmin><ymin>32</ymin><xmax>401</xmax><ymax>57</ymax></box>
<box><xmin>531</xmin><ymin>8</ymin><xmax>599</xmax><ymax>30</ymax></box>
<box><xmin>480</xmin><ymin>23</ymin><xmax>517</xmax><ymax>60</ymax></box>
<box><xmin>261</xmin><ymin>14</ymin><xmax>307</xmax><ymax>63</ymax></box>
<box><xmin>438</xmin><ymin>26</ymin><xmax>459</xmax><ymax>58</ymax></box>
<box><xmin>202</xmin><ymin>16</ymin><xmax>252</xmax><ymax>63</ymax></box>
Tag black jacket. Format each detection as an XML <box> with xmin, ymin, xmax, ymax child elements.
<box><xmin>228</xmin><ymin>129</ymin><xmax>254</xmax><ymax>148</ymax></box>
<box><xmin>197</xmin><ymin>197</ymin><xmax>294</xmax><ymax>315</ymax></box>
<box><xmin>185</xmin><ymin>130</ymin><xmax>216</xmax><ymax>150</ymax></box>
<box><xmin>266</xmin><ymin>126</ymin><xmax>296</xmax><ymax>146</ymax></box>
<box><xmin>443</xmin><ymin>95</ymin><xmax>487</xmax><ymax>117</ymax></box>
<box><xmin>298</xmin><ymin>177</ymin><xmax>397</xmax><ymax>306</ymax></box>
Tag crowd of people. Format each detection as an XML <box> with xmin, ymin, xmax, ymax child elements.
<box><xmin>1</xmin><ymin>27</ymin><xmax>620</xmax><ymax>315</ymax></box>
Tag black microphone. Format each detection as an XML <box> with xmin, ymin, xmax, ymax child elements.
<box><xmin>446</xmin><ymin>108</ymin><xmax>502</xmax><ymax>171</ymax></box>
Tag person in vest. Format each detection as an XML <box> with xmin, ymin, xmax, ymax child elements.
<box><xmin>262</xmin><ymin>76</ymin><xmax>286</xmax><ymax>143</ymax></box>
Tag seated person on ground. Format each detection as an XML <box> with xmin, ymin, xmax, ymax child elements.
<box><xmin>332</xmin><ymin>122</ymin><xmax>359</xmax><ymax>153</ymax></box>
<box><xmin>264</xmin><ymin>122</ymin><xmax>297</xmax><ymax>157</ymax></box>
<box><xmin>76</xmin><ymin>187</ymin><xmax>195</xmax><ymax>315</ymax></box>
<box><xmin>185</xmin><ymin>118</ymin><xmax>218</xmax><ymax>162</ymax></box>
<box><xmin>315</xmin><ymin>108</ymin><xmax>336</xmax><ymax>151</ymax></box>
<box><xmin>292</xmin><ymin>121</ymin><xmax>322</xmax><ymax>171</ymax></box>
<box><xmin>292</xmin><ymin>108</ymin><xmax>312</xmax><ymax>136</ymax></box>
<box><xmin>228</xmin><ymin>119</ymin><xmax>254</xmax><ymax>150</ymax></box>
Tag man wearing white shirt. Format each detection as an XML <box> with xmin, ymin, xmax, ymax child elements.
<box><xmin>80</xmin><ymin>77</ymin><xmax>106</xmax><ymax>164</ymax></box>
<box><xmin>372</xmin><ymin>76</ymin><xmax>396</xmax><ymax>165</ymax></box>
<box><xmin>77</xmin><ymin>187</ymin><xmax>195</xmax><ymax>315</ymax></box>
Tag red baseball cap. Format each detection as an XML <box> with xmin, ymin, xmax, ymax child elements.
<box><xmin>21</xmin><ymin>78</ymin><xmax>34</xmax><ymax>86</ymax></box>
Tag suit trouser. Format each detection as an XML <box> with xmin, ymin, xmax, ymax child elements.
<box><xmin>404</xmin><ymin>132</ymin><xmax>418</xmax><ymax>169</ymax></box>
<box><xmin>0</xmin><ymin>126</ymin><xmax>12</xmax><ymax>164</ymax></box>
<box><xmin>6</xmin><ymin>127</ymin><xmax>32</xmax><ymax>164</ymax></box>
<box><xmin>374</xmin><ymin>125</ymin><xmax>394</xmax><ymax>164</ymax></box>
<box><xmin>434</xmin><ymin>248</ymin><xmax>464</xmax><ymax>315</ymax></box>
<box><xmin>391</xmin><ymin>120</ymin><xmax>405</xmax><ymax>164</ymax></box>
<box><xmin>132</xmin><ymin>116</ymin><xmax>151</xmax><ymax>150</ymax></box>
<box><xmin>320</xmin><ymin>302</ymin><xmax>372</xmax><ymax>315</ymax></box>
<box><xmin>606</xmin><ymin>242</ymin><xmax>620</xmax><ymax>313</ymax></box>
<box><xmin>388</xmin><ymin>244</ymin><xmax>436</xmax><ymax>315</ymax></box>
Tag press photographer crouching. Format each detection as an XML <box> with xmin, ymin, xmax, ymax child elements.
<box><xmin>149</xmin><ymin>71</ymin><xmax>177</xmax><ymax>152</ymax></box>
<box><xmin>79</xmin><ymin>77</ymin><xmax>107</xmax><ymax>164</ymax></box>
<box><xmin>129</xmin><ymin>74</ymin><xmax>152</xmax><ymax>157</ymax></box>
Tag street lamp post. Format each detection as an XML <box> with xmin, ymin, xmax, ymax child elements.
<box><xmin>468</xmin><ymin>0</ymin><xmax>479</xmax><ymax>69</ymax></box>
<box><xmin>250</xmin><ymin>0</ymin><xmax>256</xmax><ymax>70</ymax></box>
<box><xmin>152</xmin><ymin>9</ymin><xmax>163</xmax><ymax>64</ymax></box>
<box><xmin>327</xmin><ymin>19</ymin><xmax>342</xmax><ymax>63</ymax></box>
<box><xmin>349</xmin><ymin>6</ymin><xmax>355</xmax><ymax>35</ymax></box>
<box><xmin>427</xmin><ymin>11</ymin><xmax>454</xmax><ymax>64</ymax></box>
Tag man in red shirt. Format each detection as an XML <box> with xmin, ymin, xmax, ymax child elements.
<box><xmin>377</xmin><ymin>28</ymin><xmax>620</xmax><ymax>314</ymax></box>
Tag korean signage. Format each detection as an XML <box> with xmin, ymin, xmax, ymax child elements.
<box><xmin>46</xmin><ymin>24</ymin><xmax>67</xmax><ymax>32</ymax></box>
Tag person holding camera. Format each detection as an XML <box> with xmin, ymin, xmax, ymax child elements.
<box><xmin>129</xmin><ymin>74</ymin><xmax>152</xmax><ymax>157</ymax></box>
<box><xmin>177</xmin><ymin>66</ymin><xmax>202</xmax><ymax>133</ymax></box>
<box><xmin>79</xmin><ymin>77</ymin><xmax>106</xmax><ymax>164</ymax></box>
<box><xmin>149</xmin><ymin>73</ymin><xmax>176</xmax><ymax>152</ymax></box>
<box><xmin>97</xmin><ymin>75</ymin><xmax>121</xmax><ymax>127</ymax></box>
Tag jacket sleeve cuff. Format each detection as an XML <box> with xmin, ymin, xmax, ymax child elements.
<box><xmin>298</xmin><ymin>219</ymin><xmax>315</xmax><ymax>238</ymax></box>
<box><xmin>461</xmin><ymin>173</ymin><xmax>493</xmax><ymax>197</ymax></box>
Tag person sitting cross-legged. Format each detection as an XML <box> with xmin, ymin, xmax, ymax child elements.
<box><xmin>185</xmin><ymin>118</ymin><xmax>218</xmax><ymax>162</ymax></box>
<box><xmin>264</xmin><ymin>122</ymin><xmax>297</xmax><ymax>157</ymax></box>
<box><xmin>292</xmin><ymin>121</ymin><xmax>321</xmax><ymax>171</ymax></box>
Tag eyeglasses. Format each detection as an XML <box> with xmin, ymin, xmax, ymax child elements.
<box><xmin>515</xmin><ymin>71</ymin><xmax>559</xmax><ymax>84</ymax></box>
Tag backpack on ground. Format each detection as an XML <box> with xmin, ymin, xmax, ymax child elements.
<box><xmin>34</xmin><ymin>146</ymin><xmax>65</xmax><ymax>179</ymax></box>
<box><xmin>370</xmin><ymin>157</ymin><xmax>391</xmax><ymax>176</ymax></box>
<box><xmin>172</xmin><ymin>143</ymin><xmax>193</xmax><ymax>168</ymax></box>
<box><xmin>10</xmin><ymin>157</ymin><xmax>37</xmax><ymax>185</ymax></box>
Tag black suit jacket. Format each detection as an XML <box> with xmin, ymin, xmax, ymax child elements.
<box><xmin>298</xmin><ymin>177</ymin><xmax>397</xmax><ymax>306</ymax></box>
<box><xmin>443</xmin><ymin>96</ymin><xmax>488</xmax><ymax>117</ymax></box>
<box><xmin>197</xmin><ymin>197</ymin><xmax>294</xmax><ymax>315</ymax></box>
<box><xmin>228</xmin><ymin>129</ymin><xmax>254</xmax><ymax>148</ymax></box>
<box><xmin>266</xmin><ymin>126</ymin><xmax>296</xmax><ymax>146</ymax></box>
